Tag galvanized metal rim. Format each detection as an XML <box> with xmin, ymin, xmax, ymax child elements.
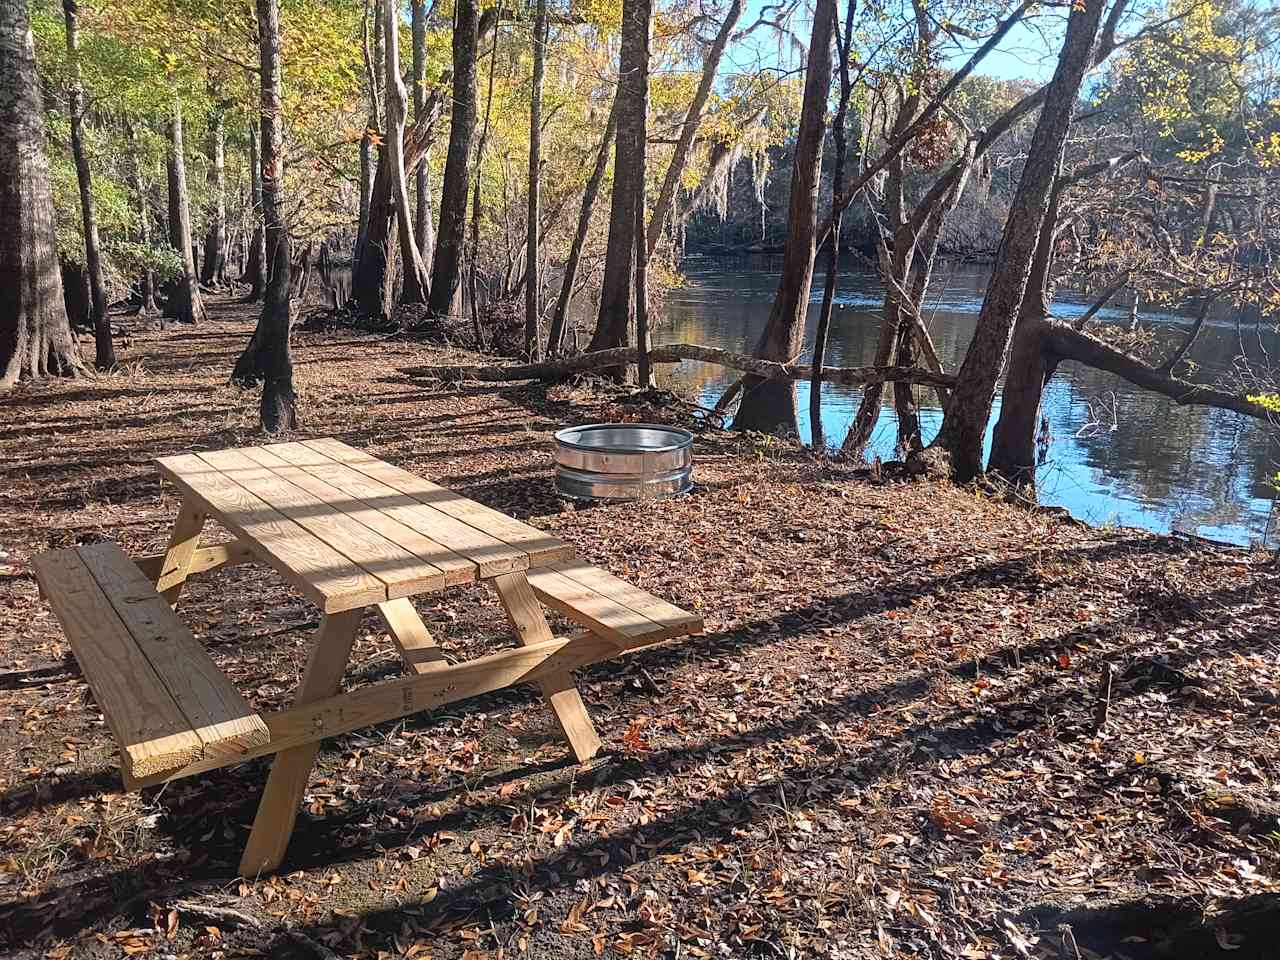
<box><xmin>553</xmin><ymin>423</ymin><xmax>694</xmax><ymax>456</ymax></box>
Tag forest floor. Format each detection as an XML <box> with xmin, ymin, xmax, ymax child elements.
<box><xmin>2</xmin><ymin>293</ymin><xmax>1279</xmax><ymax>960</ymax></box>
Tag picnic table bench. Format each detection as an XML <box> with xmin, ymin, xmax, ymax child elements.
<box><xmin>33</xmin><ymin>438</ymin><xmax>702</xmax><ymax>876</ymax></box>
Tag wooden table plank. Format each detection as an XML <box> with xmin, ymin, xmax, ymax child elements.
<box><xmin>239</xmin><ymin>445</ymin><xmax>461</xmax><ymax>592</ymax></box>
<box><xmin>198</xmin><ymin>448</ymin><xmax>442</xmax><ymax>601</ymax></box>
<box><xmin>155</xmin><ymin>453</ymin><xmax>384</xmax><ymax>613</ymax></box>
<box><xmin>548</xmin><ymin>559</ymin><xmax>704</xmax><ymax>636</ymax></box>
<box><xmin>282</xmin><ymin>440</ymin><xmax>530</xmax><ymax>576</ymax></box>
<box><xmin>302</xmin><ymin>438</ymin><xmax>573</xmax><ymax>567</ymax></box>
<box><xmin>525</xmin><ymin>566</ymin><xmax>669</xmax><ymax>643</ymax></box>
<box><xmin>261</xmin><ymin>442</ymin><xmax>481</xmax><ymax>583</ymax></box>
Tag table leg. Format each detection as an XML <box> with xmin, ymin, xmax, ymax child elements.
<box><xmin>239</xmin><ymin>608</ymin><xmax>363</xmax><ymax>877</ymax></box>
<box><xmin>155</xmin><ymin>499</ymin><xmax>206</xmax><ymax>605</ymax></box>
<box><xmin>377</xmin><ymin>598</ymin><xmax>448</xmax><ymax>674</ymax></box>
<box><xmin>491</xmin><ymin>572</ymin><xmax>602</xmax><ymax>763</ymax></box>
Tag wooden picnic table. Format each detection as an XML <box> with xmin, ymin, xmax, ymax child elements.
<box><xmin>33</xmin><ymin>438</ymin><xmax>702</xmax><ymax>876</ymax></box>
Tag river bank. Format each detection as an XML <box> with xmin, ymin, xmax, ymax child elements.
<box><xmin>2</xmin><ymin>295</ymin><xmax>1278</xmax><ymax>958</ymax></box>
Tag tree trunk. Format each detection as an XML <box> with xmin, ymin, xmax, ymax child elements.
<box><xmin>61</xmin><ymin>257</ymin><xmax>90</xmax><ymax>329</ymax></box>
<box><xmin>353</xmin><ymin>146</ymin><xmax>398</xmax><ymax>317</ymax></box>
<box><xmin>412</xmin><ymin>0</ymin><xmax>433</xmax><ymax>266</ymax></box>
<box><xmin>385</xmin><ymin>0</ymin><xmax>429</xmax><ymax>304</ymax></box>
<box><xmin>589</xmin><ymin>0</ymin><xmax>651</xmax><ymax>366</ymax></box>
<box><xmin>842</xmin><ymin>86</ymin><xmax>924</xmax><ymax>456</ymax></box>
<box><xmin>357</xmin><ymin>0</ymin><xmax>383</xmax><ymax>256</ymax></box>
<box><xmin>236</xmin><ymin>0</ymin><xmax>296</xmax><ymax>432</ymax></box>
<box><xmin>987</xmin><ymin>151</ymin><xmax>1144</xmax><ymax>481</ymax></box>
<box><xmin>200</xmin><ymin>97</ymin><xmax>227</xmax><ymax>286</ymax></box>
<box><xmin>645</xmin><ymin>0</ymin><xmax>742</xmax><ymax>257</ymax></box>
<box><xmin>291</xmin><ymin>240</ymin><xmax>315</xmax><ymax>303</ymax></box>
<box><xmin>524</xmin><ymin>0</ymin><xmax>547</xmax><ymax>360</ymax></box>
<box><xmin>428</xmin><ymin>0</ymin><xmax>478</xmax><ymax>319</ymax></box>
<box><xmin>732</xmin><ymin>0</ymin><xmax>835</xmax><ymax>434</ymax></box>
<box><xmin>468</xmin><ymin>2</ymin><xmax>501</xmax><ymax>344</ymax></box>
<box><xmin>809</xmin><ymin>0</ymin><xmax>853</xmax><ymax>449</ymax></box>
<box><xmin>404</xmin><ymin>343</ymin><xmax>957</xmax><ymax>390</ymax></box>
<box><xmin>632</xmin><ymin>4</ymin><xmax>651</xmax><ymax>387</ymax></box>
<box><xmin>353</xmin><ymin>85</ymin><xmax>447</xmax><ymax>319</ymax></box>
<box><xmin>164</xmin><ymin>99</ymin><xmax>207</xmax><ymax>324</ymax></box>
<box><xmin>124</xmin><ymin>125</ymin><xmax>159</xmax><ymax>316</ymax></box>
<box><xmin>358</xmin><ymin>130</ymin><xmax>373</xmax><ymax>256</ymax></box>
<box><xmin>0</xmin><ymin>0</ymin><xmax>82</xmax><ymax>386</ymax></box>
<box><xmin>62</xmin><ymin>0</ymin><xmax>113</xmax><ymax>368</ymax></box>
<box><xmin>546</xmin><ymin>98</ymin><xmax>618</xmax><ymax>357</ymax></box>
<box><xmin>244</xmin><ymin>119</ymin><xmax>266</xmax><ymax>299</ymax></box>
<box><xmin>933</xmin><ymin>0</ymin><xmax>1106</xmax><ymax>480</ymax></box>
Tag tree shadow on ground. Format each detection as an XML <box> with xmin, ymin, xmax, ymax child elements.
<box><xmin>2</xmin><ymin>538</ymin><xmax>1272</xmax><ymax>951</ymax></box>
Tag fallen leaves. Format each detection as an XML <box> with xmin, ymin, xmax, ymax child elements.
<box><xmin>2</xmin><ymin>312</ymin><xmax>1279</xmax><ymax>959</ymax></box>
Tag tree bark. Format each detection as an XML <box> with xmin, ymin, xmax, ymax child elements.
<box><xmin>467</xmin><ymin>2</ymin><xmax>501</xmax><ymax>343</ymax></box>
<box><xmin>428</xmin><ymin>0</ymin><xmax>478</xmax><ymax>319</ymax></box>
<box><xmin>236</xmin><ymin>0</ymin><xmax>295</xmax><ymax>431</ymax></box>
<box><xmin>525</xmin><ymin>0</ymin><xmax>547</xmax><ymax>360</ymax></box>
<box><xmin>164</xmin><ymin>99</ymin><xmax>207</xmax><ymax>324</ymax></box>
<box><xmin>244</xmin><ymin>119</ymin><xmax>266</xmax><ymax>300</ymax></box>
<box><xmin>352</xmin><ymin>84</ymin><xmax>447</xmax><ymax>319</ymax></box>
<box><xmin>984</xmin><ymin>315</ymin><xmax>1278</xmax><ymax>488</ymax></box>
<box><xmin>353</xmin><ymin>144</ymin><xmax>398</xmax><ymax>317</ymax></box>
<box><xmin>385</xmin><ymin>0</ymin><xmax>429</xmax><ymax>304</ymax></box>
<box><xmin>0</xmin><ymin>0</ymin><xmax>82</xmax><ymax>386</ymax></box>
<box><xmin>633</xmin><ymin>8</ymin><xmax>651</xmax><ymax>387</ymax></box>
<box><xmin>546</xmin><ymin>98</ymin><xmax>618</xmax><ymax>357</ymax></box>
<box><xmin>934</xmin><ymin>0</ymin><xmax>1107</xmax><ymax>481</ymax></box>
<box><xmin>200</xmin><ymin>97</ymin><xmax>227</xmax><ymax>286</ymax></box>
<box><xmin>403</xmin><ymin>343</ymin><xmax>957</xmax><ymax>389</ymax></box>
<box><xmin>589</xmin><ymin>0</ymin><xmax>652</xmax><ymax>368</ymax></box>
<box><xmin>61</xmin><ymin>257</ymin><xmax>90</xmax><ymax>329</ymax></box>
<box><xmin>412</xmin><ymin>0</ymin><xmax>432</xmax><ymax>265</ymax></box>
<box><xmin>809</xmin><ymin>0</ymin><xmax>854</xmax><ymax>449</ymax></box>
<box><xmin>645</xmin><ymin>0</ymin><xmax>742</xmax><ymax>257</ymax></box>
<box><xmin>357</xmin><ymin>0</ymin><xmax>384</xmax><ymax>256</ymax></box>
<box><xmin>732</xmin><ymin>0</ymin><xmax>835</xmax><ymax>434</ymax></box>
<box><xmin>988</xmin><ymin>150</ymin><xmax>1171</xmax><ymax>482</ymax></box>
<box><xmin>62</xmin><ymin>0</ymin><xmax>113</xmax><ymax>368</ymax></box>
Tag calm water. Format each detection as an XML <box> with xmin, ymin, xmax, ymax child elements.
<box><xmin>655</xmin><ymin>257</ymin><xmax>1280</xmax><ymax>547</ymax></box>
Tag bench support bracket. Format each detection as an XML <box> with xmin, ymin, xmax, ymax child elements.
<box><xmin>492</xmin><ymin>571</ymin><xmax>602</xmax><ymax>763</ymax></box>
<box><xmin>155</xmin><ymin>500</ymin><xmax>207</xmax><ymax>605</ymax></box>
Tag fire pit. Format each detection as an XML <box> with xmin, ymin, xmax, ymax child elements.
<box><xmin>553</xmin><ymin>423</ymin><xmax>693</xmax><ymax>501</ymax></box>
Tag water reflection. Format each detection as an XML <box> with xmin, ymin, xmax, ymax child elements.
<box><xmin>657</xmin><ymin>256</ymin><xmax>1280</xmax><ymax>547</ymax></box>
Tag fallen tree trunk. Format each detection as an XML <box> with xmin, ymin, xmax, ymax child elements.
<box><xmin>1044</xmin><ymin>320</ymin><xmax>1279</xmax><ymax>421</ymax></box>
<box><xmin>403</xmin><ymin>343</ymin><xmax>957</xmax><ymax>389</ymax></box>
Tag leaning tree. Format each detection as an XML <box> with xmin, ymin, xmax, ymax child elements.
<box><xmin>0</xmin><ymin>0</ymin><xmax>82</xmax><ymax>387</ymax></box>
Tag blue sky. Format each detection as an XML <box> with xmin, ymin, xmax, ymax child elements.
<box><xmin>720</xmin><ymin>0</ymin><xmax>1066</xmax><ymax>84</ymax></box>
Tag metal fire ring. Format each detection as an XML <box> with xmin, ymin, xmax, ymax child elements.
<box><xmin>553</xmin><ymin>423</ymin><xmax>694</xmax><ymax>501</ymax></box>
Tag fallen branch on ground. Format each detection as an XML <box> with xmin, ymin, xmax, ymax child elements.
<box><xmin>402</xmin><ymin>343</ymin><xmax>957</xmax><ymax>389</ymax></box>
<box><xmin>169</xmin><ymin>899</ymin><xmax>263</xmax><ymax>929</ymax></box>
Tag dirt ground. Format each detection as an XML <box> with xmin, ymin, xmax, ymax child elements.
<box><xmin>2</xmin><ymin>294</ymin><xmax>1278</xmax><ymax>959</ymax></box>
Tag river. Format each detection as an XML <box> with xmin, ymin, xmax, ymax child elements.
<box><xmin>655</xmin><ymin>257</ymin><xmax>1279</xmax><ymax>547</ymax></box>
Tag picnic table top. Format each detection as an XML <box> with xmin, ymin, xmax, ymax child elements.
<box><xmin>155</xmin><ymin>438</ymin><xmax>574</xmax><ymax>613</ymax></box>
